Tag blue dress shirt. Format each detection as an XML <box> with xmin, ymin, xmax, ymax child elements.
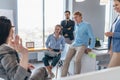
<box><xmin>72</xmin><ymin>21</ymin><xmax>95</xmax><ymax>49</ymax></box>
<box><xmin>46</xmin><ymin>34</ymin><xmax>65</xmax><ymax>51</ymax></box>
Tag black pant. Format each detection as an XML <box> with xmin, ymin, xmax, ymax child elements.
<box><xmin>42</xmin><ymin>49</ymin><xmax>61</xmax><ymax>67</ymax></box>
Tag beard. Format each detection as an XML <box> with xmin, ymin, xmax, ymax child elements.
<box><xmin>66</xmin><ymin>17</ymin><xmax>70</xmax><ymax>20</ymax></box>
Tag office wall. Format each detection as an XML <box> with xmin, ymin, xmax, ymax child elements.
<box><xmin>0</xmin><ymin>0</ymin><xmax>105</xmax><ymax>40</ymax></box>
<box><xmin>0</xmin><ymin>0</ymin><xmax>17</xmax><ymax>31</ymax></box>
<box><xmin>72</xmin><ymin>0</ymin><xmax>105</xmax><ymax>40</ymax></box>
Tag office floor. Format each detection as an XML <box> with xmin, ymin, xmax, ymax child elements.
<box><xmin>31</xmin><ymin>60</ymin><xmax>107</xmax><ymax>80</ymax></box>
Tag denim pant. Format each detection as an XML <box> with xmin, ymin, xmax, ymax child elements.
<box><xmin>42</xmin><ymin>54</ymin><xmax>61</xmax><ymax>67</ymax></box>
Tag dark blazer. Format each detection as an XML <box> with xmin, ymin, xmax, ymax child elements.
<box><xmin>108</xmin><ymin>18</ymin><xmax>120</xmax><ymax>52</ymax></box>
<box><xmin>61</xmin><ymin>19</ymin><xmax>75</xmax><ymax>40</ymax></box>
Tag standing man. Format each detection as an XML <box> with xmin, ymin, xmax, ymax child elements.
<box><xmin>61</xmin><ymin>10</ymin><xmax>75</xmax><ymax>44</ymax></box>
<box><xmin>61</xmin><ymin>11</ymin><xmax>95</xmax><ymax>77</ymax></box>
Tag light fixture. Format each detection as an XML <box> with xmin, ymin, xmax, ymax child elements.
<box><xmin>75</xmin><ymin>0</ymin><xmax>85</xmax><ymax>2</ymax></box>
<box><xmin>100</xmin><ymin>0</ymin><xmax>108</xmax><ymax>5</ymax></box>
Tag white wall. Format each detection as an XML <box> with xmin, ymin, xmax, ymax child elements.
<box><xmin>0</xmin><ymin>0</ymin><xmax>106</xmax><ymax>40</ymax></box>
<box><xmin>0</xmin><ymin>0</ymin><xmax>17</xmax><ymax>32</ymax></box>
<box><xmin>72</xmin><ymin>0</ymin><xmax>105</xmax><ymax>40</ymax></box>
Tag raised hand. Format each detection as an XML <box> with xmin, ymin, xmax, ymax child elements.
<box><xmin>10</xmin><ymin>35</ymin><xmax>28</xmax><ymax>55</ymax></box>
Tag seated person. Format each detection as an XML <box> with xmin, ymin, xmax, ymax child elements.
<box><xmin>42</xmin><ymin>25</ymin><xmax>65</xmax><ymax>78</ymax></box>
<box><xmin>61</xmin><ymin>11</ymin><xmax>95</xmax><ymax>77</ymax></box>
<box><xmin>0</xmin><ymin>16</ymin><xmax>48</xmax><ymax>80</ymax></box>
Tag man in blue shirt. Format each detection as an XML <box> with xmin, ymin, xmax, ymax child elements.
<box><xmin>61</xmin><ymin>11</ymin><xmax>95</xmax><ymax>77</ymax></box>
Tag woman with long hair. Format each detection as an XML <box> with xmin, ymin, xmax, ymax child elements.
<box><xmin>0</xmin><ymin>16</ymin><xmax>48</xmax><ymax>80</ymax></box>
<box><xmin>42</xmin><ymin>25</ymin><xmax>65</xmax><ymax>78</ymax></box>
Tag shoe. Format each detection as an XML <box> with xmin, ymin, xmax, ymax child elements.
<box><xmin>47</xmin><ymin>74</ymin><xmax>52</xmax><ymax>79</ymax></box>
<box><xmin>58</xmin><ymin>60</ymin><xmax>63</xmax><ymax>67</ymax></box>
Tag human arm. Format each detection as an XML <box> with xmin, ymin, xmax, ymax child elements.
<box><xmin>3</xmin><ymin>35</ymin><xmax>31</xmax><ymax>80</ymax></box>
<box><xmin>104</xmin><ymin>32</ymin><xmax>120</xmax><ymax>39</ymax></box>
<box><xmin>87</xmin><ymin>24</ymin><xmax>95</xmax><ymax>49</ymax></box>
<box><xmin>45</xmin><ymin>35</ymin><xmax>52</xmax><ymax>51</ymax></box>
<box><xmin>61</xmin><ymin>20</ymin><xmax>75</xmax><ymax>33</ymax></box>
<box><xmin>1</xmin><ymin>54</ymin><xmax>31</xmax><ymax>80</ymax></box>
<box><xmin>65</xmin><ymin>21</ymin><xmax>75</xmax><ymax>33</ymax></box>
<box><xmin>67</xmin><ymin>21</ymin><xmax>75</xmax><ymax>32</ymax></box>
<box><xmin>105</xmin><ymin>27</ymin><xmax>120</xmax><ymax>39</ymax></box>
<box><xmin>105</xmin><ymin>32</ymin><xmax>113</xmax><ymax>37</ymax></box>
<box><xmin>10</xmin><ymin>35</ymin><xmax>29</xmax><ymax>70</ymax></box>
<box><xmin>113</xmin><ymin>32</ymin><xmax>120</xmax><ymax>39</ymax></box>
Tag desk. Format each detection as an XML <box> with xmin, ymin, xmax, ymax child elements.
<box><xmin>89</xmin><ymin>50</ymin><xmax>110</xmax><ymax>69</ymax></box>
<box><xmin>90</xmin><ymin>50</ymin><xmax>109</xmax><ymax>61</ymax></box>
<box><xmin>28</xmin><ymin>48</ymin><xmax>47</xmax><ymax>52</ymax></box>
<box><xmin>28</xmin><ymin>48</ymin><xmax>47</xmax><ymax>61</ymax></box>
<box><xmin>0</xmin><ymin>78</ymin><xmax>4</xmax><ymax>80</ymax></box>
<box><xmin>60</xmin><ymin>67</ymin><xmax>120</xmax><ymax>80</ymax></box>
<box><xmin>69</xmin><ymin>49</ymin><xmax>110</xmax><ymax>75</ymax></box>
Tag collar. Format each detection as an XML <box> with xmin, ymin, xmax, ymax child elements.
<box><xmin>76</xmin><ymin>21</ymin><xmax>83</xmax><ymax>26</ymax></box>
<box><xmin>53</xmin><ymin>34</ymin><xmax>61</xmax><ymax>38</ymax></box>
<box><xmin>66</xmin><ymin>19</ymin><xmax>71</xmax><ymax>21</ymax></box>
<box><xmin>118</xmin><ymin>16</ymin><xmax>120</xmax><ymax>20</ymax></box>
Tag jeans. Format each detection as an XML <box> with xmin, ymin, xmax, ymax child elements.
<box><xmin>42</xmin><ymin>53</ymin><xmax>61</xmax><ymax>67</ymax></box>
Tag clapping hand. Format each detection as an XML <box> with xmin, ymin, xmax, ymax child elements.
<box><xmin>105</xmin><ymin>32</ymin><xmax>113</xmax><ymax>37</ymax></box>
<box><xmin>10</xmin><ymin>35</ymin><xmax>28</xmax><ymax>55</ymax></box>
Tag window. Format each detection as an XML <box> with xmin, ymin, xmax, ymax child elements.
<box><xmin>18</xmin><ymin>0</ymin><xmax>65</xmax><ymax>48</ymax></box>
<box><xmin>104</xmin><ymin>0</ymin><xmax>111</xmax><ymax>42</ymax></box>
<box><xmin>104</xmin><ymin>0</ymin><xmax>117</xmax><ymax>42</ymax></box>
<box><xmin>44</xmin><ymin>0</ymin><xmax>64</xmax><ymax>42</ymax></box>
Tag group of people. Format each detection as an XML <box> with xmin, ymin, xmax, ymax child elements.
<box><xmin>42</xmin><ymin>10</ymin><xmax>95</xmax><ymax>78</ymax></box>
<box><xmin>0</xmin><ymin>0</ymin><xmax>120</xmax><ymax>80</ymax></box>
